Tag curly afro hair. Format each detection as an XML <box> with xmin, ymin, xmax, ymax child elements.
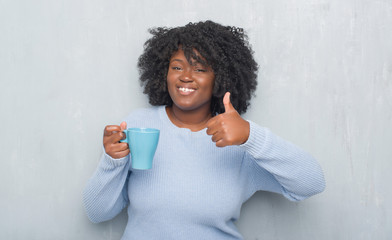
<box><xmin>137</xmin><ymin>20</ymin><xmax>258</xmax><ymax>115</ymax></box>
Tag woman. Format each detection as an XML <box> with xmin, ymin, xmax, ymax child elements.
<box><xmin>83</xmin><ymin>20</ymin><xmax>325</xmax><ymax>240</ymax></box>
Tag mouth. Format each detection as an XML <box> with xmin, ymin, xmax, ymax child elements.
<box><xmin>177</xmin><ymin>87</ymin><xmax>196</xmax><ymax>95</ymax></box>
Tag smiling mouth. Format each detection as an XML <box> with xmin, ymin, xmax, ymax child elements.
<box><xmin>178</xmin><ymin>87</ymin><xmax>196</xmax><ymax>93</ymax></box>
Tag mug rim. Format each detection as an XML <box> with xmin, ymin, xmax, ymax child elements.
<box><xmin>127</xmin><ymin>128</ymin><xmax>159</xmax><ymax>133</ymax></box>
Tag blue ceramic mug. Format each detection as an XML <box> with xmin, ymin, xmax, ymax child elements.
<box><xmin>120</xmin><ymin>128</ymin><xmax>160</xmax><ymax>170</ymax></box>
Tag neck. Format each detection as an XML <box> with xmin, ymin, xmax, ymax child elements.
<box><xmin>166</xmin><ymin>105</ymin><xmax>212</xmax><ymax>132</ymax></box>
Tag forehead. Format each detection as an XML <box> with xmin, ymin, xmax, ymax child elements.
<box><xmin>170</xmin><ymin>48</ymin><xmax>208</xmax><ymax>66</ymax></box>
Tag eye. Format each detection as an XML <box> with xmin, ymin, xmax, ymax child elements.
<box><xmin>195</xmin><ymin>68</ymin><xmax>207</xmax><ymax>72</ymax></box>
<box><xmin>171</xmin><ymin>66</ymin><xmax>182</xmax><ymax>70</ymax></box>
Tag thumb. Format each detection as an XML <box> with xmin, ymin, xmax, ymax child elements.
<box><xmin>120</xmin><ymin>121</ymin><xmax>127</xmax><ymax>130</ymax></box>
<box><xmin>223</xmin><ymin>92</ymin><xmax>235</xmax><ymax>113</ymax></box>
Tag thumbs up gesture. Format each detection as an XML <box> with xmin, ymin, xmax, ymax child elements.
<box><xmin>206</xmin><ymin>92</ymin><xmax>250</xmax><ymax>147</ymax></box>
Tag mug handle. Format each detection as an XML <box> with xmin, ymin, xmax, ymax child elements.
<box><xmin>119</xmin><ymin>130</ymin><xmax>128</xmax><ymax>143</ymax></box>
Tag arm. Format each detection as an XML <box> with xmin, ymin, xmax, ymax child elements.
<box><xmin>241</xmin><ymin>121</ymin><xmax>326</xmax><ymax>201</ymax></box>
<box><xmin>83</xmin><ymin>153</ymin><xmax>131</xmax><ymax>223</ymax></box>
<box><xmin>83</xmin><ymin>122</ymin><xmax>131</xmax><ymax>223</ymax></box>
<box><xmin>206</xmin><ymin>92</ymin><xmax>325</xmax><ymax>201</ymax></box>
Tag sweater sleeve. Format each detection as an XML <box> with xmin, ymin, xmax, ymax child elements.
<box><xmin>240</xmin><ymin>121</ymin><xmax>326</xmax><ymax>201</ymax></box>
<box><xmin>83</xmin><ymin>151</ymin><xmax>131</xmax><ymax>223</ymax></box>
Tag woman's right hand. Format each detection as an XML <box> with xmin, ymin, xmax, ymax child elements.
<box><xmin>103</xmin><ymin>121</ymin><xmax>130</xmax><ymax>159</ymax></box>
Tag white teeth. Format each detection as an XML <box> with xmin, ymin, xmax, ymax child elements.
<box><xmin>179</xmin><ymin>87</ymin><xmax>195</xmax><ymax>92</ymax></box>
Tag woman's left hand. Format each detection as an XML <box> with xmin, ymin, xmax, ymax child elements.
<box><xmin>206</xmin><ymin>92</ymin><xmax>250</xmax><ymax>147</ymax></box>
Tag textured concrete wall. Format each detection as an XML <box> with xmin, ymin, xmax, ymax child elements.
<box><xmin>1</xmin><ymin>0</ymin><xmax>391</xmax><ymax>239</ymax></box>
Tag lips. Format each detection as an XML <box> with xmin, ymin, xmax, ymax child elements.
<box><xmin>178</xmin><ymin>87</ymin><xmax>195</xmax><ymax>93</ymax></box>
<box><xmin>177</xmin><ymin>86</ymin><xmax>196</xmax><ymax>95</ymax></box>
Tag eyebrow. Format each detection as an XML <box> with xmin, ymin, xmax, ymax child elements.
<box><xmin>170</xmin><ymin>58</ymin><xmax>205</xmax><ymax>66</ymax></box>
<box><xmin>170</xmin><ymin>59</ymin><xmax>184</xmax><ymax>63</ymax></box>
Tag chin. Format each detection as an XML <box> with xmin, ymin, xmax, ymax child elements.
<box><xmin>175</xmin><ymin>104</ymin><xmax>198</xmax><ymax>111</ymax></box>
<box><xmin>171</xmin><ymin>97</ymin><xmax>196</xmax><ymax>111</ymax></box>
<box><xmin>174</xmin><ymin>101</ymin><xmax>211</xmax><ymax>112</ymax></box>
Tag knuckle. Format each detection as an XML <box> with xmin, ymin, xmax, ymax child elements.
<box><xmin>113</xmin><ymin>152</ymin><xmax>123</xmax><ymax>159</ymax></box>
<box><xmin>104</xmin><ymin>136</ymin><xmax>115</xmax><ymax>145</ymax></box>
<box><xmin>104</xmin><ymin>125</ymin><xmax>114</xmax><ymax>132</ymax></box>
<box><xmin>103</xmin><ymin>142</ymin><xmax>111</xmax><ymax>149</ymax></box>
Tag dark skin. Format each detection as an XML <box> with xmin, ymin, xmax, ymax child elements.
<box><xmin>103</xmin><ymin>121</ymin><xmax>129</xmax><ymax>159</ymax></box>
<box><xmin>206</xmin><ymin>92</ymin><xmax>250</xmax><ymax>147</ymax></box>
<box><xmin>104</xmin><ymin>49</ymin><xmax>250</xmax><ymax>158</ymax></box>
<box><xmin>165</xmin><ymin>49</ymin><xmax>215</xmax><ymax>132</ymax></box>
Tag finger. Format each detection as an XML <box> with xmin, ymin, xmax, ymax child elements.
<box><xmin>211</xmin><ymin>131</ymin><xmax>224</xmax><ymax>143</ymax></box>
<box><xmin>223</xmin><ymin>92</ymin><xmax>235</xmax><ymax>113</ymax></box>
<box><xmin>111</xmin><ymin>142</ymin><xmax>129</xmax><ymax>152</ymax></box>
<box><xmin>206</xmin><ymin>114</ymin><xmax>225</xmax><ymax>131</ymax></box>
<box><xmin>215</xmin><ymin>138</ymin><xmax>228</xmax><ymax>148</ymax></box>
<box><xmin>111</xmin><ymin>149</ymin><xmax>130</xmax><ymax>159</ymax></box>
<box><xmin>120</xmin><ymin>121</ymin><xmax>127</xmax><ymax>131</ymax></box>
<box><xmin>114</xmin><ymin>131</ymin><xmax>126</xmax><ymax>142</ymax></box>
<box><xmin>206</xmin><ymin>125</ymin><xmax>217</xmax><ymax>136</ymax></box>
<box><xmin>206</xmin><ymin>115</ymin><xmax>218</xmax><ymax>128</ymax></box>
<box><xmin>206</xmin><ymin>120</ymin><xmax>221</xmax><ymax>136</ymax></box>
<box><xmin>104</xmin><ymin>125</ymin><xmax>122</xmax><ymax>136</ymax></box>
<box><xmin>206</xmin><ymin>117</ymin><xmax>217</xmax><ymax>135</ymax></box>
<box><xmin>105</xmin><ymin>131</ymin><xmax>125</xmax><ymax>144</ymax></box>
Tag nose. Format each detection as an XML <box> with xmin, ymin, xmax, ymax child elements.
<box><xmin>180</xmin><ymin>70</ymin><xmax>193</xmax><ymax>83</ymax></box>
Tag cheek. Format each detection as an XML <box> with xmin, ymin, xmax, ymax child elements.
<box><xmin>166</xmin><ymin>76</ymin><xmax>177</xmax><ymax>99</ymax></box>
<box><xmin>166</xmin><ymin>73</ymin><xmax>175</xmax><ymax>88</ymax></box>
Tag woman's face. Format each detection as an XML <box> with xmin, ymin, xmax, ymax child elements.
<box><xmin>167</xmin><ymin>49</ymin><xmax>215</xmax><ymax>112</ymax></box>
